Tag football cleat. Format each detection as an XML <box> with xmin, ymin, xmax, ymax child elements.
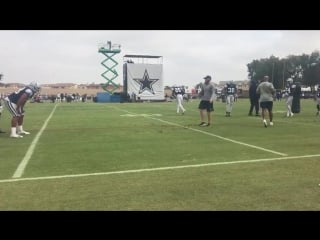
<box><xmin>263</xmin><ymin>119</ymin><xmax>268</xmax><ymax>128</ymax></box>
<box><xmin>10</xmin><ymin>134</ymin><xmax>23</xmax><ymax>138</ymax></box>
<box><xmin>17</xmin><ymin>130</ymin><xmax>30</xmax><ymax>135</ymax></box>
<box><xmin>199</xmin><ymin>122</ymin><xmax>206</xmax><ymax>126</ymax></box>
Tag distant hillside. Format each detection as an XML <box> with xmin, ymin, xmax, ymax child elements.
<box><xmin>0</xmin><ymin>83</ymin><xmax>123</xmax><ymax>96</ymax></box>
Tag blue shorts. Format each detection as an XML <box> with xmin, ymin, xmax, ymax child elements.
<box><xmin>198</xmin><ymin>100</ymin><xmax>214</xmax><ymax>112</ymax></box>
<box><xmin>260</xmin><ymin>101</ymin><xmax>273</xmax><ymax>112</ymax></box>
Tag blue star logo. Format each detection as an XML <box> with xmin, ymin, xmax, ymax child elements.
<box><xmin>133</xmin><ymin>69</ymin><xmax>159</xmax><ymax>94</ymax></box>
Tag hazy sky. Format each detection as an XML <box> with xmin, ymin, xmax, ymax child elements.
<box><xmin>0</xmin><ymin>30</ymin><xmax>319</xmax><ymax>87</ymax></box>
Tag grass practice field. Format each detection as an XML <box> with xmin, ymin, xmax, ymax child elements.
<box><xmin>0</xmin><ymin>98</ymin><xmax>319</xmax><ymax>210</ymax></box>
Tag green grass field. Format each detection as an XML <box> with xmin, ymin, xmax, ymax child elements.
<box><xmin>0</xmin><ymin>98</ymin><xmax>320</xmax><ymax>210</ymax></box>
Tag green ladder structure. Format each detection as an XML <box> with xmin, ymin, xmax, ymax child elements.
<box><xmin>98</xmin><ymin>41</ymin><xmax>121</xmax><ymax>94</ymax></box>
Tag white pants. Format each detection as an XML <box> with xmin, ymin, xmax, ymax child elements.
<box><xmin>226</xmin><ymin>95</ymin><xmax>234</xmax><ymax>113</ymax></box>
<box><xmin>176</xmin><ymin>94</ymin><xmax>185</xmax><ymax>113</ymax></box>
<box><xmin>286</xmin><ymin>96</ymin><xmax>293</xmax><ymax>115</ymax></box>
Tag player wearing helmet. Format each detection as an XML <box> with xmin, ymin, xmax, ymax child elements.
<box><xmin>4</xmin><ymin>82</ymin><xmax>40</xmax><ymax>138</ymax></box>
<box><xmin>224</xmin><ymin>81</ymin><xmax>237</xmax><ymax>117</ymax></box>
<box><xmin>284</xmin><ymin>78</ymin><xmax>295</xmax><ymax>117</ymax></box>
<box><xmin>172</xmin><ymin>85</ymin><xmax>186</xmax><ymax>114</ymax></box>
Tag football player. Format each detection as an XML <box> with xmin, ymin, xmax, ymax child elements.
<box><xmin>172</xmin><ymin>85</ymin><xmax>186</xmax><ymax>114</ymax></box>
<box><xmin>284</xmin><ymin>78</ymin><xmax>295</xmax><ymax>117</ymax></box>
<box><xmin>4</xmin><ymin>82</ymin><xmax>40</xmax><ymax>138</ymax></box>
<box><xmin>224</xmin><ymin>81</ymin><xmax>237</xmax><ymax>117</ymax></box>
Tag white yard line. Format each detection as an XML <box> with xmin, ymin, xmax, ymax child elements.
<box><xmin>12</xmin><ymin>104</ymin><xmax>59</xmax><ymax>178</ymax></box>
<box><xmin>113</xmin><ymin>107</ymin><xmax>287</xmax><ymax>156</ymax></box>
<box><xmin>1</xmin><ymin>153</ymin><xmax>319</xmax><ymax>183</ymax></box>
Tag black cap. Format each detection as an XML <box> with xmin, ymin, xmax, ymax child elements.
<box><xmin>203</xmin><ymin>75</ymin><xmax>212</xmax><ymax>80</ymax></box>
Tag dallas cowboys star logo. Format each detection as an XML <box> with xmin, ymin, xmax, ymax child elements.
<box><xmin>133</xmin><ymin>69</ymin><xmax>159</xmax><ymax>94</ymax></box>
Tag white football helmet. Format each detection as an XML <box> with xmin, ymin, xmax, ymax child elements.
<box><xmin>28</xmin><ymin>82</ymin><xmax>41</xmax><ymax>92</ymax></box>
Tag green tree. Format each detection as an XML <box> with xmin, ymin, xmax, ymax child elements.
<box><xmin>247</xmin><ymin>55</ymin><xmax>282</xmax><ymax>88</ymax></box>
<box><xmin>303</xmin><ymin>51</ymin><xmax>320</xmax><ymax>87</ymax></box>
<box><xmin>247</xmin><ymin>50</ymin><xmax>320</xmax><ymax>90</ymax></box>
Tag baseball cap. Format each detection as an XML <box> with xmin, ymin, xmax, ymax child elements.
<box><xmin>203</xmin><ymin>75</ymin><xmax>212</xmax><ymax>80</ymax></box>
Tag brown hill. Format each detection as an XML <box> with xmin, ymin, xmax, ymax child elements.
<box><xmin>0</xmin><ymin>83</ymin><xmax>123</xmax><ymax>97</ymax></box>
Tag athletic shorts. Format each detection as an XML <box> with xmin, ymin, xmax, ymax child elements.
<box><xmin>4</xmin><ymin>97</ymin><xmax>21</xmax><ymax>117</ymax></box>
<box><xmin>198</xmin><ymin>100</ymin><xmax>214</xmax><ymax>112</ymax></box>
<box><xmin>260</xmin><ymin>101</ymin><xmax>273</xmax><ymax>112</ymax></box>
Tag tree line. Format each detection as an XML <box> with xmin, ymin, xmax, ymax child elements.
<box><xmin>247</xmin><ymin>50</ymin><xmax>320</xmax><ymax>90</ymax></box>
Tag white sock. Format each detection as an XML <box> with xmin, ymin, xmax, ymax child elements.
<box><xmin>11</xmin><ymin>127</ymin><xmax>17</xmax><ymax>135</ymax></box>
<box><xmin>17</xmin><ymin>125</ymin><xmax>23</xmax><ymax>132</ymax></box>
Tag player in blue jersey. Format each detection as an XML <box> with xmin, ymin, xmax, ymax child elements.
<box><xmin>224</xmin><ymin>81</ymin><xmax>237</xmax><ymax>117</ymax></box>
<box><xmin>4</xmin><ymin>82</ymin><xmax>40</xmax><ymax>138</ymax></box>
<box><xmin>172</xmin><ymin>86</ymin><xmax>186</xmax><ymax>114</ymax></box>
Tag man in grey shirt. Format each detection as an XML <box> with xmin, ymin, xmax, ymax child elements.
<box><xmin>256</xmin><ymin>75</ymin><xmax>275</xmax><ymax>127</ymax></box>
<box><xmin>198</xmin><ymin>75</ymin><xmax>215</xmax><ymax>126</ymax></box>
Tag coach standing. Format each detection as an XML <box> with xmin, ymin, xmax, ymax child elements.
<box><xmin>198</xmin><ymin>75</ymin><xmax>215</xmax><ymax>127</ymax></box>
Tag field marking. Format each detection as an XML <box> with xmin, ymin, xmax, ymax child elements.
<box><xmin>1</xmin><ymin>153</ymin><xmax>320</xmax><ymax>183</ymax></box>
<box><xmin>12</xmin><ymin>104</ymin><xmax>59</xmax><ymax>179</ymax></box>
<box><xmin>112</xmin><ymin>107</ymin><xmax>287</xmax><ymax>156</ymax></box>
<box><xmin>120</xmin><ymin>113</ymin><xmax>163</xmax><ymax>117</ymax></box>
